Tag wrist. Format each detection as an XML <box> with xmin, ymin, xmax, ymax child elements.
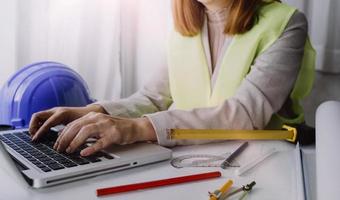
<box><xmin>86</xmin><ymin>104</ymin><xmax>107</xmax><ymax>114</ymax></box>
<box><xmin>136</xmin><ymin>117</ymin><xmax>157</xmax><ymax>142</ymax></box>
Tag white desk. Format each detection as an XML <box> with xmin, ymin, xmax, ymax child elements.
<box><xmin>0</xmin><ymin>141</ymin><xmax>307</xmax><ymax>200</ymax></box>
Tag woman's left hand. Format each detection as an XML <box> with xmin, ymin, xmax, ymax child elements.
<box><xmin>53</xmin><ymin>112</ymin><xmax>157</xmax><ymax>156</ymax></box>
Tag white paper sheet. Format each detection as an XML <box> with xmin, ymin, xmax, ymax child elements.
<box><xmin>172</xmin><ymin>141</ymin><xmax>304</xmax><ymax>200</ymax></box>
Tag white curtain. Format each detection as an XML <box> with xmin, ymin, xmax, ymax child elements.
<box><xmin>0</xmin><ymin>0</ymin><xmax>17</xmax><ymax>89</ymax></box>
<box><xmin>0</xmin><ymin>0</ymin><xmax>171</xmax><ymax>101</ymax></box>
<box><xmin>0</xmin><ymin>0</ymin><xmax>122</xmax><ymax>101</ymax></box>
<box><xmin>119</xmin><ymin>0</ymin><xmax>171</xmax><ymax>97</ymax></box>
<box><xmin>284</xmin><ymin>0</ymin><xmax>340</xmax><ymax>73</ymax></box>
<box><xmin>0</xmin><ymin>0</ymin><xmax>121</xmax><ymax>99</ymax></box>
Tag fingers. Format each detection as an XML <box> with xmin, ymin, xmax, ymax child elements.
<box><xmin>29</xmin><ymin>110</ymin><xmax>53</xmax><ymax>137</ymax></box>
<box><xmin>53</xmin><ymin>117</ymin><xmax>83</xmax><ymax>149</ymax></box>
<box><xmin>32</xmin><ymin>111</ymin><xmax>66</xmax><ymax>141</ymax></box>
<box><xmin>66</xmin><ymin>124</ymin><xmax>99</xmax><ymax>153</ymax></box>
<box><xmin>80</xmin><ymin>138</ymin><xmax>111</xmax><ymax>157</ymax></box>
<box><xmin>51</xmin><ymin>112</ymin><xmax>139</xmax><ymax>157</ymax></box>
<box><xmin>54</xmin><ymin>113</ymin><xmax>99</xmax><ymax>152</ymax></box>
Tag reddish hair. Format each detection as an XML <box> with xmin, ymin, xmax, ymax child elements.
<box><xmin>172</xmin><ymin>0</ymin><xmax>280</xmax><ymax>36</ymax></box>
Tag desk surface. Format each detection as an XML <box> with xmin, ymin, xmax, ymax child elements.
<box><xmin>0</xmin><ymin>141</ymin><xmax>310</xmax><ymax>200</ymax></box>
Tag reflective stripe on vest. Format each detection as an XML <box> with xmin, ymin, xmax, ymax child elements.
<box><xmin>167</xmin><ymin>2</ymin><xmax>315</xmax><ymax>128</ymax></box>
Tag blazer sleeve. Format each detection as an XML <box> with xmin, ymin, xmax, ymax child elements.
<box><xmin>93</xmin><ymin>64</ymin><xmax>173</xmax><ymax>118</ymax></box>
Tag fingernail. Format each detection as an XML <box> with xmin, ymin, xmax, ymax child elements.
<box><xmin>66</xmin><ymin>147</ymin><xmax>71</xmax><ymax>153</ymax></box>
<box><xmin>53</xmin><ymin>144</ymin><xmax>57</xmax><ymax>150</ymax></box>
<box><xmin>80</xmin><ymin>150</ymin><xmax>88</xmax><ymax>157</ymax></box>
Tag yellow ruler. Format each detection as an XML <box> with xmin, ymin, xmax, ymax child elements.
<box><xmin>168</xmin><ymin>125</ymin><xmax>297</xmax><ymax>143</ymax></box>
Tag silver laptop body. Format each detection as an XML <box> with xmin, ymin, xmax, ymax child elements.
<box><xmin>0</xmin><ymin>128</ymin><xmax>172</xmax><ymax>188</ymax></box>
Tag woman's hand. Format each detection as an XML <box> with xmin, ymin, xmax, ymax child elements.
<box><xmin>29</xmin><ymin>104</ymin><xmax>106</xmax><ymax>141</ymax></box>
<box><xmin>53</xmin><ymin>112</ymin><xmax>156</xmax><ymax>156</ymax></box>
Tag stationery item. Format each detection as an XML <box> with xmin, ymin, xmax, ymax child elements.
<box><xmin>221</xmin><ymin>181</ymin><xmax>256</xmax><ymax>200</ymax></box>
<box><xmin>96</xmin><ymin>171</ymin><xmax>221</xmax><ymax>197</ymax></box>
<box><xmin>221</xmin><ymin>142</ymin><xmax>248</xmax><ymax>169</ymax></box>
<box><xmin>168</xmin><ymin>125</ymin><xmax>297</xmax><ymax>143</ymax></box>
<box><xmin>236</xmin><ymin>148</ymin><xmax>277</xmax><ymax>176</ymax></box>
<box><xmin>209</xmin><ymin>179</ymin><xmax>233</xmax><ymax>200</ymax></box>
<box><xmin>170</xmin><ymin>153</ymin><xmax>240</xmax><ymax>168</ymax></box>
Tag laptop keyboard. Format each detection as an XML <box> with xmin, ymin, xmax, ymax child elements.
<box><xmin>0</xmin><ymin>131</ymin><xmax>114</xmax><ymax>173</ymax></box>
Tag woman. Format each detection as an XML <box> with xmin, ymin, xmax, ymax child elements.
<box><xmin>29</xmin><ymin>0</ymin><xmax>314</xmax><ymax>157</ymax></box>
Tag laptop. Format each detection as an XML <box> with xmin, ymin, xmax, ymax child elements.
<box><xmin>0</xmin><ymin>128</ymin><xmax>172</xmax><ymax>188</ymax></box>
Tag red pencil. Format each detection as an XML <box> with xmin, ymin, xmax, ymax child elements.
<box><xmin>96</xmin><ymin>171</ymin><xmax>221</xmax><ymax>197</ymax></box>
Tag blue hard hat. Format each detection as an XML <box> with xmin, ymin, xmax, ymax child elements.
<box><xmin>0</xmin><ymin>61</ymin><xmax>95</xmax><ymax>129</ymax></box>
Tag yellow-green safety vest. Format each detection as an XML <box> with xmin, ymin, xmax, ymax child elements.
<box><xmin>167</xmin><ymin>2</ymin><xmax>316</xmax><ymax>129</ymax></box>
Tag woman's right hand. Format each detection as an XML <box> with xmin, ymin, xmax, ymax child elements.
<box><xmin>29</xmin><ymin>104</ymin><xmax>106</xmax><ymax>141</ymax></box>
